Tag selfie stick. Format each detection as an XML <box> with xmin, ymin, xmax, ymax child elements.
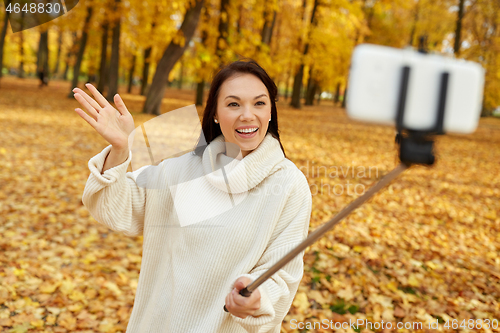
<box><xmin>224</xmin><ymin>54</ymin><xmax>449</xmax><ymax>312</ymax></box>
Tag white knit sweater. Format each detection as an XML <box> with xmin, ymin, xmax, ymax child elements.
<box><xmin>82</xmin><ymin>132</ymin><xmax>312</xmax><ymax>333</ymax></box>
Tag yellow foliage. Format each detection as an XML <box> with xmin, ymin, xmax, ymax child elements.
<box><xmin>0</xmin><ymin>72</ymin><xmax>499</xmax><ymax>332</ymax></box>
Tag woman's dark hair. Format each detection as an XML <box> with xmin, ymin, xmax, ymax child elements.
<box><xmin>192</xmin><ymin>59</ymin><xmax>286</xmax><ymax>158</ymax></box>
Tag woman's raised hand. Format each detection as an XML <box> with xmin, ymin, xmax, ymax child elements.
<box><xmin>73</xmin><ymin>83</ymin><xmax>136</xmax><ymax>150</ymax></box>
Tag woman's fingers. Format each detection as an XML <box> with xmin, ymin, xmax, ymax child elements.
<box><xmin>73</xmin><ymin>92</ymin><xmax>99</xmax><ymax>120</ymax></box>
<box><xmin>226</xmin><ymin>293</ymin><xmax>243</xmax><ymax>318</ymax></box>
<box><xmin>232</xmin><ymin>289</ymin><xmax>260</xmax><ymax>313</ymax></box>
<box><xmin>85</xmin><ymin>83</ymin><xmax>111</xmax><ymax>108</ymax></box>
<box><xmin>73</xmin><ymin>87</ymin><xmax>103</xmax><ymax>112</ymax></box>
<box><xmin>74</xmin><ymin>108</ymin><xmax>97</xmax><ymax>128</ymax></box>
<box><xmin>113</xmin><ymin>93</ymin><xmax>130</xmax><ymax>116</ymax></box>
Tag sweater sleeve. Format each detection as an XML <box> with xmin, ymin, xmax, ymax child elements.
<box><xmin>81</xmin><ymin>144</ymin><xmax>147</xmax><ymax>237</ymax></box>
<box><xmin>230</xmin><ymin>173</ymin><xmax>312</xmax><ymax>333</ymax></box>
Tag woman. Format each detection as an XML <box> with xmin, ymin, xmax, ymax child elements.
<box><xmin>73</xmin><ymin>60</ymin><xmax>312</xmax><ymax>333</ymax></box>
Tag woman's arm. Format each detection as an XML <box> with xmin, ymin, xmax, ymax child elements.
<box><xmin>82</xmin><ymin>144</ymin><xmax>147</xmax><ymax>237</ymax></box>
<box><xmin>229</xmin><ymin>173</ymin><xmax>313</xmax><ymax>332</ymax></box>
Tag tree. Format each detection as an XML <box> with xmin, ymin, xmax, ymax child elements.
<box><xmin>143</xmin><ymin>0</ymin><xmax>204</xmax><ymax>115</ymax></box>
<box><xmin>195</xmin><ymin>6</ymin><xmax>210</xmax><ymax>106</ymax></box>
<box><xmin>0</xmin><ymin>0</ymin><xmax>11</xmax><ymax>80</ymax></box>
<box><xmin>139</xmin><ymin>3</ymin><xmax>159</xmax><ymax>97</ymax></box>
<box><xmin>127</xmin><ymin>51</ymin><xmax>137</xmax><ymax>93</ymax></box>
<box><xmin>16</xmin><ymin>11</ymin><xmax>26</xmax><ymax>79</ymax></box>
<box><xmin>177</xmin><ymin>56</ymin><xmax>184</xmax><ymax>89</ymax></box>
<box><xmin>291</xmin><ymin>0</ymin><xmax>319</xmax><ymax>109</ymax></box>
<box><xmin>261</xmin><ymin>8</ymin><xmax>277</xmax><ymax>46</ymax></box>
<box><xmin>97</xmin><ymin>21</ymin><xmax>109</xmax><ymax>93</ymax></box>
<box><xmin>141</xmin><ymin>46</ymin><xmax>152</xmax><ymax>96</ymax></box>
<box><xmin>37</xmin><ymin>29</ymin><xmax>49</xmax><ymax>85</ymax></box>
<box><xmin>453</xmin><ymin>0</ymin><xmax>466</xmax><ymax>55</ymax></box>
<box><xmin>216</xmin><ymin>0</ymin><xmax>230</xmax><ymax>59</ymax></box>
<box><xmin>63</xmin><ymin>32</ymin><xmax>78</xmax><ymax>81</ymax></box>
<box><xmin>68</xmin><ymin>6</ymin><xmax>94</xmax><ymax>96</ymax></box>
<box><xmin>53</xmin><ymin>30</ymin><xmax>63</xmax><ymax>78</ymax></box>
<box><xmin>107</xmin><ymin>0</ymin><xmax>122</xmax><ymax>101</ymax></box>
<box><xmin>305</xmin><ymin>66</ymin><xmax>319</xmax><ymax>106</ymax></box>
<box><xmin>458</xmin><ymin>0</ymin><xmax>500</xmax><ymax>114</ymax></box>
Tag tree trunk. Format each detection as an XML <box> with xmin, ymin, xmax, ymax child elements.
<box><xmin>261</xmin><ymin>10</ymin><xmax>277</xmax><ymax>45</ymax></box>
<box><xmin>290</xmin><ymin>64</ymin><xmax>304</xmax><ymax>109</ymax></box>
<box><xmin>17</xmin><ymin>11</ymin><xmax>25</xmax><ymax>78</ymax></box>
<box><xmin>107</xmin><ymin>0</ymin><xmax>121</xmax><ymax>101</ymax></box>
<box><xmin>97</xmin><ymin>22</ymin><xmax>109</xmax><ymax>93</ymax></box>
<box><xmin>216</xmin><ymin>0</ymin><xmax>230</xmax><ymax>58</ymax></box>
<box><xmin>334</xmin><ymin>82</ymin><xmax>340</xmax><ymax>105</ymax></box>
<box><xmin>140</xmin><ymin>11</ymin><xmax>158</xmax><ymax>96</ymax></box>
<box><xmin>68</xmin><ymin>6</ymin><xmax>93</xmax><ymax>97</ymax></box>
<box><xmin>196</xmin><ymin>79</ymin><xmax>205</xmax><ymax>105</ymax></box>
<box><xmin>341</xmin><ymin>85</ymin><xmax>348</xmax><ymax>109</ymax></box>
<box><xmin>18</xmin><ymin>29</ymin><xmax>24</xmax><ymax>78</ymax></box>
<box><xmin>37</xmin><ymin>30</ymin><xmax>49</xmax><ymax>84</ymax></box>
<box><xmin>290</xmin><ymin>0</ymin><xmax>319</xmax><ymax>109</ymax></box>
<box><xmin>316</xmin><ymin>86</ymin><xmax>321</xmax><ymax>105</ymax></box>
<box><xmin>258</xmin><ymin>7</ymin><xmax>277</xmax><ymax>56</ymax></box>
<box><xmin>177</xmin><ymin>57</ymin><xmax>184</xmax><ymax>89</ymax></box>
<box><xmin>143</xmin><ymin>0</ymin><xmax>204</xmax><ymax>115</ymax></box>
<box><xmin>305</xmin><ymin>66</ymin><xmax>315</xmax><ymax>105</ymax></box>
<box><xmin>63</xmin><ymin>33</ymin><xmax>77</xmax><ymax>81</ymax></box>
<box><xmin>236</xmin><ymin>3</ymin><xmax>244</xmax><ymax>34</ymax></box>
<box><xmin>127</xmin><ymin>52</ymin><xmax>136</xmax><ymax>93</ymax></box>
<box><xmin>54</xmin><ymin>31</ymin><xmax>63</xmax><ymax>78</ymax></box>
<box><xmin>141</xmin><ymin>46</ymin><xmax>152</xmax><ymax>96</ymax></box>
<box><xmin>284</xmin><ymin>70</ymin><xmax>291</xmax><ymax>101</ymax></box>
<box><xmin>270</xmin><ymin>10</ymin><xmax>282</xmax><ymax>58</ymax></box>
<box><xmin>408</xmin><ymin>1</ymin><xmax>420</xmax><ymax>46</ymax></box>
<box><xmin>0</xmin><ymin>0</ymin><xmax>11</xmax><ymax>80</ymax></box>
<box><xmin>454</xmin><ymin>0</ymin><xmax>466</xmax><ymax>56</ymax></box>
<box><xmin>195</xmin><ymin>7</ymin><xmax>210</xmax><ymax>106</ymax></box>
<box><xmin>305</xmin><ymin>80</ymin><xmax>317</xmax><ymax>106</ymax></box>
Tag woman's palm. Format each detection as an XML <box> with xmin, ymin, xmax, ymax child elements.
<box><xmin>96</xmin><ymin>104</ymin><xmax>135</xmax><ymax>147</ymax></box>
<box><xmin>73</xmin><ymin>83</ymin><xmax>136</xmax><ymax>149</ymax></box>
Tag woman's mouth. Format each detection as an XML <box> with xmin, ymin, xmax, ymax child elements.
<box><xmin>235</xmin><ymin>127</ymin><xmax>258</xmax><ymax>138</ymax></box>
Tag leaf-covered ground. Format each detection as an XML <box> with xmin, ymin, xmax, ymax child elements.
<box><xmin>0</xmin><ymin>77</ymin><xmax>499</xmax><ymax>333</ymax></box>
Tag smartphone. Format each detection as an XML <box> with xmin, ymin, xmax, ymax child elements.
<box><xmin>346</xmin><ymin>44</ymin><xmax>485</xmax><ymax>134</ymax></box>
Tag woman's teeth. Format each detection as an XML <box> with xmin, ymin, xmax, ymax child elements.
<box><xmin>236</xmin><ymin>128</ymin><xmax>258</xmax><ymax>133</ymax></box>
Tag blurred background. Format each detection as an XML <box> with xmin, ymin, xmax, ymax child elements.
<box><xmin>1</xmin><ymin>1</ymin><xmax>500</xmax><ymax>332</ymax></box>
<box><xmin>0</xmin><ymin>0</ymin><xmax>499</xmax><ymax>115</ymax></box>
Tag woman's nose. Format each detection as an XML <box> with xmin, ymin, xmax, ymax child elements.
<box><xmin>240</xmin><ymin>105</ymin><xmax>256</xmax><ymax>120</ymax></box>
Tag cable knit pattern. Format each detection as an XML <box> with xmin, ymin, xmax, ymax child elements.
<box><xmin>81</xmin><ymin>132</ymin><xmax>312</xmax><ymax>333</ymax></box>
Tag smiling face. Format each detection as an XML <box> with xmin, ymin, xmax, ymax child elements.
<box><xmin>214</xmin><ymin>73</ymin><xmax>272</xmax><ymax>158</ymax></box>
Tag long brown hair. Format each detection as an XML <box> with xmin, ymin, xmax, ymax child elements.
<box><xmin>192</xmin><ymin>59</ymin><xmax>286</xmax><ymax>158</ymax></box>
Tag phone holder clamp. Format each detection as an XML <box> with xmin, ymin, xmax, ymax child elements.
<box><xmin>394</xmin><ymin>65</ymin><xmax>449</xmax><ymax>166</ymax></box>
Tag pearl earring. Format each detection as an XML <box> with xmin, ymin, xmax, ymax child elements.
<box><xmin>269</xmin><ymin>118</ymin><xmax>271</xmax><ymax>122</ymax></box>
<box><xmin>214</xmin><ymin>119</ymin><xmax>218</xmax><ymax>123</ymax></box>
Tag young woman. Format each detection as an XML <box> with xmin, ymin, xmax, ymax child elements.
<box><xmin>73</xmin><ymin>60</ymin><xmax>312</xmax><ymax>333</ymax></box>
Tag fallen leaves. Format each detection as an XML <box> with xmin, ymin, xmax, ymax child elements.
<box><xmin>1</xmin><ymin>77</ymin><xmax>500</xmax><ymax>332</ymax></box>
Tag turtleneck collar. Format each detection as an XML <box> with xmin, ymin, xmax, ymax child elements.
<box><xmin>201</xmin><ymin>132</ymin><xmax>285</xmax><ymax>194</ymax></box>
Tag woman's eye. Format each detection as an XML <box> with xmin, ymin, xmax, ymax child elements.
<box><xmin>227</xmin><ymin>101</ymin><xmax>266</xmax><ymax>106</ymax></box>
<box><xmin>228</xmin><ymin>102</ymin><xmax>239</xmax><ymax>107</ymax></box>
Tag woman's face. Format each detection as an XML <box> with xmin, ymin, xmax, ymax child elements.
<box><xmin>215</xmin><ymin>73</ymin><xmax>272</xmax><ymax>158</ymax></box>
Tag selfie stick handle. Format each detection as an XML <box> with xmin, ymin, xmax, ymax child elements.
<box><xmin>224</xmin><ymin>162</ymin><xmax>409</xmax><ymax>312</ymax></box>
